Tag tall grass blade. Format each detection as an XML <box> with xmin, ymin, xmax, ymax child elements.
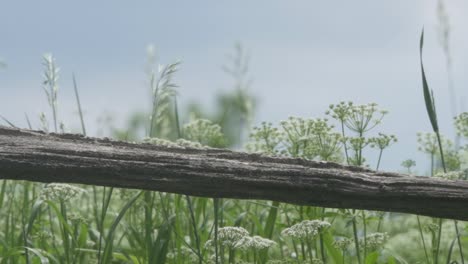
<box><xmin>24</xmin><ymin>247</ymin><xmax>50</xmax><ymax>264</ymax></box>
<box><xmin>101</xmin><ymin>191</ymin><xmax>143</xmax><ymax>264</ymax></box>
<box><xmin>0</xmin><ymin>114</ymin><xmax>18</xmax><ymax>128</ymax></box>
<box><xmin>419</xmin><ymin>28</ymin><xmax>439</xmax><ymax>133</ymax></box>
<box><xmin>323</xmin><ymin>231</ymin><xmax>344</xmax><ymax>264</ymax></box>
<box><xmin>153</xmin><ymin>216</ymin><xmax>175</xmax><ymax>264</ymax></box>
<box><xmin>72</xmin><ymin>73</ymin><xmax>86</xmax><ymax>136</ymax></box>
<box><xmin>259</xmin><ymin>201</ymin><xmax>279</xmax><ymax>263</ymax></box>
<box><xmin>24</xmin><ymin>113</ymin><xmax>32</xmax><ymax>129</ymax></box>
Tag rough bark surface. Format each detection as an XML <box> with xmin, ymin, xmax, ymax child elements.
<box><xmin>0</xmin><ymin>126</ymin><xmax>467</xmax><ymax>220</ymax></box>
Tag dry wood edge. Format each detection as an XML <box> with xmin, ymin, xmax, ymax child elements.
<box><xmin>0</xmin><ymin>126</ymin><xmax>467</xmax><ymax>221</ymax></box>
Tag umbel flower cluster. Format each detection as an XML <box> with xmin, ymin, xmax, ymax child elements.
<box><xmin>206</xmin><ymin>226</ymin><xmax>276</xmax><ymax>251</ymax></box>
<box><xmin>144</xmin><ymin>118</ymin><xmax>225</xmax><ymax>148</ymax></box>
<box><xmin>248</xmin><ymin>102</ymin><xmax>397</xmax><ymax>168</ymax></box>
<box><xmin>454</xmin><ymin>112</ymin><xmax>468</xmax><ymax>139</ymax></box>
<box><xmin>359</xmin><ymin>232</ymin><xmax>388</xmax><ymax>251</ymax></box>
<box><xmin>281</xmin><ymin>220</ymin><xmax>331</xmax><ymax>240</ymax></box>
<box><xmin>39</xmin><ymin>183</ymin><xmax>86</xmax><ymax>202</ymax></box>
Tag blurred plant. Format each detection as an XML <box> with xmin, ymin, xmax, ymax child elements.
<box><xmin>417</xmin><ymin>132</ymin><xmax>454</xmax><ymax>175</ymax></box>
<box><xmin>281</xmin><ymin>220</ymin><xmax>330</xmax><ymax>262</ymax></box>
<box><xmin>279</xmin><ymin>117</ymin><xmax>342</xmax><ymax>161</ymax></box>
<box><xmin>333</xmin><ymin>237</ymin><xmax>353</xmax><ymax>263</ymax></box>
<box><xmin>246</xmin><ymin>122</ymin><xmax>283</xmax><ymax>155</ymax></box>
<box><xmin>281</xmin><ymin>220</ymin><xmax>331</xmax><ymax>241</ymax></box>
<box><xmin>401</xmin><ymin>159</ymin><xmax>416</xmax><ymax>174</ymax></box>
<box><xmin>326</xmin><ymin>101</ymin><xmax>354</xmax><ymax>163</ymax></box>
<box><xmin>0</xmin><ymin>58</ymin><xmax>6</xmax><ymax>69</ymax></box>
<box><xmin>434</xmin><ymin>170</ymin><xmax>465</xmax><ymax>180</ymax></box>
<box><xmin>309</xmin><ymin>118</ymin><xmax>343</xmax><ymax>161</ymax></box>
<box><xmin>40</xmin><ymin>183</ymin><xmax>86</xmax><ymax>202</ymax></box>
<box><xmin>42</xmin><ymin>53</ymin><xmax>60</xmax><ymax>132</ymax></box>
<box><xmin>148</xmin><ymin>60</ymin><xmax>180</xmax><ymax>139</ymax></box>
<box><xmin>436</xmin><ymin>0</ymin><xmax>458</xmax><ymax>126</ymax></box>
<box><xmin>455</xmin><ymin>112</ymin><xmax>468</xmax><ymax>139</ymax></box>
<box><xmin>280</xmin><ymin>117</ymin><xmax>317</xmax><ymax>159</ymax></box>
<box><xmin>182</xmin><ymin>119</ymin><xmax>226</xmax><ymax>148</ymax></box>
<box><xmin>39</xmin><ymin>112</ymin><xmax>49</xmax><ymax>132</ymax></box>
<box><xmin>346</xmin><ymin>136</ymin><xmax>371</xmax><ymax>166</ymax></box>
<box><xmin>359</xmin><ymin>232</ymin><xmax>388</xmax><ymax>252</ymax></box>
<box><xmin>220</xmin><ymin>43</ymin><xmax>256</xmax><ymax>147</ymax></box>
<box><xmin>370</xmin><ymin>133</ymin><xmax>397</xmax><ymax>170</ymax></box>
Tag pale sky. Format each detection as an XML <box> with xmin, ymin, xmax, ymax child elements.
<box><xmin>1</xmin><ymin>1</ymin><xmax>467</xmax><ymax>173</ymax></box>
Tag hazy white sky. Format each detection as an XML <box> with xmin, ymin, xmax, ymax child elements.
<box><xmin>1</xmin><ymin>1</ymin><xmax>467</xmax><ymax>173</ymax></box>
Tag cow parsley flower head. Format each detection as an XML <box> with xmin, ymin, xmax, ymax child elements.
<box><xmin>344</xmin><ymin>103</ymin><xmax>387</xmax><ymax>134</ymax></box>
<box><xmin>246</xmin><ymin>122</ymin><xmax>283</xmax><ymax>155</ymax></box>
<box><xmin>281</xmin><ymin>220</ymin><xmax>331</xmax><ymax>240</ymax></box>
<box><xmin>326</xmin><ymin>101</ymin><xmax>354</xmax><ymax>121</ymax></box>
<box><xmin>435</xmin><ymin>171</ymin><xmax>464</xmax><ymax>180</ymax></box>
<box><xmin>217</xmin><ymin>226</ymin><xmax>250</xmax><ymax>248</ymax></box>
<box><xmin>40</xmin><ymin>183</ymin><xmax>86</xmax><ymax>202</ymax></box>
<box><xmin>333</xmin><ymin>237</ymin><xmax>353</xmax><ymax>250</ymax></box>
<box><xmin>454</xmin><ymin>112</ymin><xmax>468</xmax><ymax>139</ymax></box>
<box><xmin>360</xmin><ymin>232</ymin><xmax>388</xmax><ymax>251</ymax></box>
<box><xmin>369</xmin><ymin>133</ymin><xmax>397</xmax><ymax>150</ymax></box>
<box><xmin>183</xmin><ymin>119</ymin><xmax>225</xmax><ymax>147</ymax></box>
<box><xmin>234</xmin><ymin>235</ymin><xmax>276</xmax><ymax>251</ymax></box>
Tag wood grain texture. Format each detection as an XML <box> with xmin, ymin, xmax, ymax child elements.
<box><xmin>1</xmin><ymin>126</ymin><xmax>467</xmax><ymax>220</ymax></box>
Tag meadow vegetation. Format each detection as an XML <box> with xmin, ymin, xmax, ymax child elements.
<box><xmin>1</xmin><ymin>35</ymin><xmax>468</xmax><ymax>264</ymax></box>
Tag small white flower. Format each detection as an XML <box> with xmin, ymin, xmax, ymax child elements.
<box><xmin>360</xmin><ymin>232</ymin><xmax>388</xmax><ymax>251</ymax></box>
<box><xmin>233</xmin><ymin>235</ymin><xmax>276</xmax><ymax>250</ymax></box>
<box><xmin>40</xmin><ymin>183</ymin><xmax>86</xmax><ymax>202</ymax></box>
<box><xmin>217</xmin><ymin>226</ymin><xmax>250</xmax><ymax>248</ymax></box>
<box><xmin>281</xmin><ymin>220</ymin><xmax>331</xmax><ymax>240</ymax></box>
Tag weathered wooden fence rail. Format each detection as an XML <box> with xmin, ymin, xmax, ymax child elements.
<box><xmin>0</xmin><ymin>126</ymin><xmax>467</xmax><ymax>220</ymax></box>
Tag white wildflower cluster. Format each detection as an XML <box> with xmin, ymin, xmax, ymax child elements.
<box><xmin>333</xmin><ymin>237</ymin><xmax>353</xmax><ymax>250</ymax></box>
<box><xmin>454</xmin><ymin>112</ymin><xmax>468</xmax><ymax>138</ymax></box>
<box><xmin>246</xmin><ymin>122</ymin><xmax>283</xmax><ymax>155</ymax></box>
<box><xmin>435</xmin><ymin>171</ymin><xmax>464</xmax><ymax>180</ymax></box>
<box><xmin>144</xmin><ymin>137</ymin><xmax>180</xmax><ymax>147</ymax></box>
<box><xmin>67</xmin><ymin>213</ymin><xmax>88</xmax><ymax>225</ymax></box>
<box><xmin>234</xmin><ymin>235</ymin><xmax>276</xmax><ymax>251</ymax></box>
<box><xmin>327</xmin><ymin>102</ymin><xmax>387</xmax><ymax>133</ymax></box>
<box><xmin>143</xmin><ymin>137</ymin><xmax>205</xmax><ymax>149</ymax></box>
<box><xmin>369</xmin><ymin>133</ymin><xmax>397</xmax><ymax>150</ymax></box>
<box><xmin>40</xmin><ymin>183</ymin><xmax>86</xmax><ymax>202</ymax></box>
<box><xmin>183</xmin><ymin>119</ymin><xmax>225</xmax><ymax>147</ymax></box>
<box><xmin>206</xmin><ymin>226</ymin><xmax>275</xmax><ymax>252</ymax></box>
<box><xmin>360</xmin><ymin>232</ymin><xmax>388</xmax><ymax>251</ymax></box>
<box><xmin>281</xmin><ymin>220</ymin><xmax>331</xmax><ymax>240</ymax></box>
<box><xmin>344</xmin><ymin>103</ymin><xmax>388</xmax><ymax>134</ymax></box>
<box><xmin>174</xmin><ymin>138</ymin><xmax>204</xmax><ymax>148</ymax></box>
<box><xmin>417</xmin><ymin>132</ymin><xmax>452</xmax><ymax>155</ymax></box>
<box><xmin>208</xmin><ymin>226</ymin><xmax>249</xmax><ymax>248</ymax></box>
<box><xmin>217</xmin><ymin>226</ymin><xmax>249</xmax><ymax>247</ymax></box>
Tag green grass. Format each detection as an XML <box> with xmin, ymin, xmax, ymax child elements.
<box><xmin>0</xmin><ymin>39</ymin><xmax>468</xmax><ymax>264</ymax></box>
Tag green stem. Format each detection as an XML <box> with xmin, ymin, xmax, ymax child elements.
<box><xmin>352</xmin><ymin>214</ymin><xmax>362</xmax><ymax>264</ymax></box>
<box><xmin>435</xmin><ymin>218</ymin><xmax>443</xmax><ymax>264</ymax></box>
<box><xmin>454</xmin><ymin>220</ymin><xmax>465</xmax><ymax>264</ymax></box>
<box><xmin>417</xmin><ymin>216</ymin><xmax>431</xmax><ymax>264</ymax></box>
<box><xmin>214</xmin><ymin>198</ymin><xmax>220</xmax><ymax>264</ymax></box>
<box><xmin>341</xmin><ymin>121</ymin><xmax>350</xmax><ymax>165</ymax></box>
<box><xmin>362</xmin><ymin>211</ymin><xmax>367</xmax><ymax>262</ymax></box>
<box><xmin>376</xmin><ymin>149</ymin><xmax>383</xmax><ymax>171</ymax></box>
